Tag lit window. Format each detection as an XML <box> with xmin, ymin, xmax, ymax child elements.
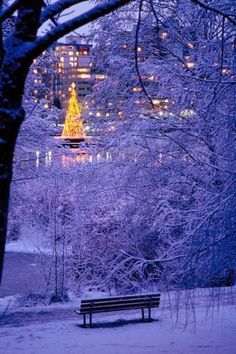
<box><xmin>222</xmin><ymin>68</ymin><xmax>230</xmax><ymax>75</ymax></box>
<box><xmin>132</xmin><ymin>87</ymin><xmax>141</xmax><ymax>92</ymax></box>
<box><xmin>160</xmin><ymin>31</ymin><xmax>168</xmax><ymax>40</ymax></box>
<box><xmin>186</xmin><ymin>62</ymin><xmax>195</xmax><ymax>69</ymax></box>
<box><xmin>78</xmin><ymin>74</ymin><xmax>91</xmax><ymax>79</ymax></box>
<box><xmin>77</xmin><ymin>68</ymin><xmax>90</xmax><ymax>73</ymax></box>
<box><xmin>181</xmin><ymin>109</ymin><xmax>196</xmax><ymax>117</ymax></box>
<box><xmin>95</xmin><ymin>74</ymin><xmax>107</xmax><ymax>79</ymax></box>
<box><xmin>152</xmin><ymin>99</ymin><xmax>160</xmax><ymax>105</ymax></box>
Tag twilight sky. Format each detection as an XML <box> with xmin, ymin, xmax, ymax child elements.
<box><xmin>62</xmin><ymin>2</ymin><xmax>93</xmax><ymax>36</ymax></box>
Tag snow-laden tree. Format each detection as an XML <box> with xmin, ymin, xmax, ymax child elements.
<box><xmin>86</xmin><ymin>0</ymin><xmax>236</xmax><ymax>288</ymax></box>
<box><xmin>24</xmin><ymin>49</ymin><xmax>57</xmax><ymax>108</ymax></box>
<box><xmin>0</xmin><ymin>0</ymin><xmax>133</xmax><ymax>282</ymax></box>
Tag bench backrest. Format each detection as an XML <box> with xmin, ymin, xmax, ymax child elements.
<box><xmin>80</xmin><ymin>293</ymin><xmax>161</xmax><ymax>314</ymax></box>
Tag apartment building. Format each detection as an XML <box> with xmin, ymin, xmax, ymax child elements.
<box><xmin>52</xmin><ymin>36</ymin><xmax>93</xmax><ymax>108</ymax></box>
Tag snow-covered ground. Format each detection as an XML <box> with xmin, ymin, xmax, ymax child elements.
<box><xmin>2</xmin><ymin>237</ymin><xmax>236</xmax><ymax>353</ymax></box>
<box><xmin>0</xmin><ymin>288</ymin><xmax>235</xmax><ymax>354</ymax></box>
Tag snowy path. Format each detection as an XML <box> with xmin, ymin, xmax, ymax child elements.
<box><xmin>0</xmin><ymin>297</ymin><xmax>235</xmax><ymax>354</ymax></box>
<box><xmin>0</xmin><ymin>251</ymin><xmax>235</xmax><ymax>354</ymax></box>
<box><xmin>0</xmin><ymin>307</ymin><xmax>76</xmax><ymax>327</ymax></box>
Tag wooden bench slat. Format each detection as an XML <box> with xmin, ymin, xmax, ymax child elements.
<box><xmin>81</xmin><ymin>298</ymin><xmax>160</xmax><ymax>308</ymax></box>
<box><xmin>81</xmin><ymin>297</ymin><xmax>160</xmax><ymax>307</ymax></box>
<box><xmin>80</xmin><ymin>293</ymin><xmax>160</xmax><ymax>304</ymax></box>
<box><xmin>80</xmin><ymin>300</ymin><xmax>160</xmax><ymax>312</ymax></box>
<box><xmin>80</xmin><ymin>301</ymin><xmax>160</xmax><ymax>311</ymax></box>
<box><xmin>81</xmin><ymin>297</ymin><xmax>160</xmax><ymax>306</ymax></box>
<box><xmin>80</xmin><ymin>304</ymin><xmax>160</xmax><ymax>314</ymax></box>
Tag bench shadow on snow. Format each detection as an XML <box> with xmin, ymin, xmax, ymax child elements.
<box><xmin>76</xmin><ymin>317</ymin><xmax>160</xmax><ymax>329</ymax></box>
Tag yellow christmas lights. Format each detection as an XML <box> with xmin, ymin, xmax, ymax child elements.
<box><xmin>62</xmin><ymin>82</ymin><xmax>85</xmax><ymax>138</ymax></box>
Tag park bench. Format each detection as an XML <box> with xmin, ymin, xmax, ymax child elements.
<box><xmin>208</xmin><ymin>269</ymin><xmax>235</xmax><ymax>287</ymax></box>
<box><xmin>75</xmin><ymin>293</ymin><xmax>161</xmax><ymax>327</ymax></box>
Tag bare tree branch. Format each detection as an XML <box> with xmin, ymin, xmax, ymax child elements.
<box><xmin>31</xmin><ymin>0</ymin><xmax>133</xmax><ymax>58</ymax></box>
<box><xmin>135</xmin><ymin>0</ymin><xmax>155</xmax><ymax>109</ymax></box>
<box><xmin>190</xmin><ymin>0</ymin><xmax>236</xmax><ymax>25</ymax></box>
<box><xmin>40</xmin><ymin>0</ymin><xmax>87</xmax><ymax>26</ymax></box>
<box><xmin>0</xmin><ymin>0</ymin><xmax>22</xmax><ymax>23</ymax></box>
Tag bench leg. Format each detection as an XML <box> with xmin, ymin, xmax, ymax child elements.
<box><xmin>141</xmin><ymin>308</ymin><xmax>145</xmax><ymax>321</ymax></box>
<box><xmin>148</xmin><ymin>307</ymin><xmax>151</xmax><ymax>321</ymax></box>
<box><xmin>89</xmin><ymin>313</ymin><xmax>92</xmax><ymax>328</ymax></box>
<box><xmin>83</xmin><ymin>314</ymin><xmax>86</xmax><ymax>327</ymax></box>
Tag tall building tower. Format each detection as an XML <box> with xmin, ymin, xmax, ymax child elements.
<box><xmin>53</xmin><ymin>36</ymin><xmax>92</xmax><ymax>108</ymax></box>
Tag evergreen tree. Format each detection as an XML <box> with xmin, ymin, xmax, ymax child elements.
<box><xmin>62</xmin><ymin>83</ymin><xmax>84</xmax><ymax>138</ymax></box>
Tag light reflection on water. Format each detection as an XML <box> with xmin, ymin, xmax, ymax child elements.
<box><xmin>34</xmin><ymin>149</ymin><xmax>113</xmax><ymax>168</ymax></box>
<box><xmin>34</xmin><ymin>150</ymin><xmax>164</xmax><ymax>168</ymax></box>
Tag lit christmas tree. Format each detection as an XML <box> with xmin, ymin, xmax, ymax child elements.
<box><xmin>62</xmin><ymin>82</ymin><xmax>85</xmax><ymax>138</ymax></box>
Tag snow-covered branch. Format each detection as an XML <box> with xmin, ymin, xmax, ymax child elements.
<box><xmin>32</xmin><ymin>0</ymin><xmax>133</xmax><ymax>57</ymax></box>
<box><xmin>0</xmin><ymin>0</ymin><xmax>21</xmax><ymax>23</ymax></box>
<box><xmin>190</xmin><ymin>0</ymin><xmax>236</xmax><ymax>25</ymax></box>
<box><xmin>39</xmin><ymin>0</ymin><xmax>87</xmax><ymax>26</ymax></box>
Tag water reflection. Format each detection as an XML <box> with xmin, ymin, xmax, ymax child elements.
<box><xmin>35</xmin><ymin>149</ymin><xmax>114</xmax><ymax>169</ymax></box>
<box><xmin>34</xmin><ymin>150</ymin><xmax>165</xmax><ymax>168</ymax></box>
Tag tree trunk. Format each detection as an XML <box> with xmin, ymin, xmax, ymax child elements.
<box><xmin>0</xmin><ymin>105</ymin><xmax>25</xmax><ymax>282</ymax></box>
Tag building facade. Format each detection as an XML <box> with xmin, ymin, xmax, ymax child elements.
<box><xmin>53</xmin><ymin>36</ymin><xmax>93</xmax><ymax>109</ymax></box>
